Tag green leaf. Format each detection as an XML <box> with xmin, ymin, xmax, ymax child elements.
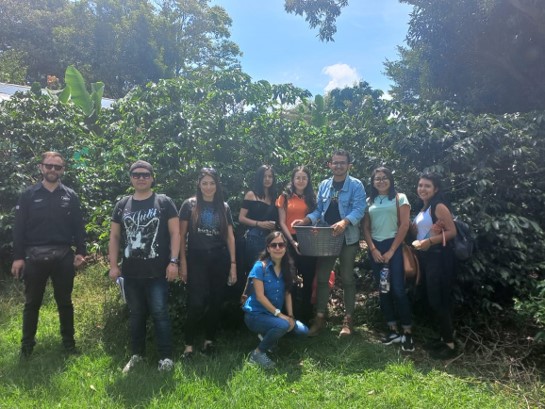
<box><xmin>64</xmin><ymin>65</ymin><xmax>93</xmax><ymax>116</ymax></box>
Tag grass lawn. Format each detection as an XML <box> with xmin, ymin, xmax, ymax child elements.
<box><xmin>0</xmin><ymin>263</ymin><xmax>543</xmax><ymax>408</ymax></box>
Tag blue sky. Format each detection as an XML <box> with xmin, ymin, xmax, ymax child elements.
<box><xmin>211</xmin><ymin>0</ymin><xmax>413</xmax><ymax>97</ymax></box>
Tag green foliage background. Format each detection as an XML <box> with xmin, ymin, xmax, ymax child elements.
<box><xmin>1</xmin><ymin>71</ymin><xmax>545</xmax><ymax>329</ymax></box>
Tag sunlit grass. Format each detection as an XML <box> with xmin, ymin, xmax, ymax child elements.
<box><xmin>0</xmin><ymin>264</ymin><xmax>542</xmax><ymax>408</ymax></box>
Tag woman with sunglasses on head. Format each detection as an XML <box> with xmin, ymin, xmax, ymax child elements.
<box><xmin>411</xmin><ymin>172</ymin><xmax>457</xmax><ymax>360</ymax></box>
<box><xmin>362</xmin><ymin>167</ymin><xmax>414</xmax><ymax>352</ymax></box>
<box><xmin>239</xmin><ymin>165</ymin><xmax>278</xmax><ymax>273</ymax></box>
<box><xmin>179</xmin><ymin>168</ymin><xmax>237</xmax><ymax>358</ymax></box>
<box><xmin>275</xmin><ymin>166</ymin><xmax>317</xmax><ymax>324</ymax></box>
<box><xmin>243</xmin><ymin>231</ymin><xmax>308</xmax><ymax>369</ymax></box>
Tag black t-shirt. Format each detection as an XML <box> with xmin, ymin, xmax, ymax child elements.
<box><xmin>324</xmin><ymin>179</ymin><xmax>344</xmax><ymax>225</ymax></box>
<box><xmin>112</xmin><ymin>193</ymin><xmax>178</xmax><ymax>278</ymax></box>
<box><xmin>179</xmin><ymin>198</ymin><xmax>234</xmax><ymax>251</ymax></box>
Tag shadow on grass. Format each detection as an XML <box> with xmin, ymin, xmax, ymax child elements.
<box><xmin>2</xmin><ymin>336</ymin><xmax>85</xmax><ymax>391</ymax></box>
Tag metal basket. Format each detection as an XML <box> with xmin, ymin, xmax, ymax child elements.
<box><xmin>294</xmin><ymin>226</ymin><xmax>344</xmax><ymax>257</ymax></box>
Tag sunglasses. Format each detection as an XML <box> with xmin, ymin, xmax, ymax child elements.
<box><xmin>42</xmin><ymin>163</ymin><xmax>64</xmax><ymax>171</ymax></box>
<box><xmin>268</xmin><ymin>242</ymin><xmax>286</xmax><ymax>249</ymax></box>
<box><xmin>131</xmin><ymin>172</ymin><xmax>152</xmax><ymax>179</ymax></box>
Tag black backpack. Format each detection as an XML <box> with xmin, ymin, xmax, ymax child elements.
<box><xmin>430</xmin><ymin>201</ymin><xmax>475</xmax><ymax>261</ymax></box>
<box><xmin>452</xmin><ymin>217</ymin><xmax>475</xmax><ymax>261</ymax></box>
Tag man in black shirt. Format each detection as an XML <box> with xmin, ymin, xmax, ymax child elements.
<box><xmin>11</xmin><ymin>151</ymin><xmax>86</xmax><ymax>357</ymax></box>
<box><xmin>108</xmin><ymin>160</ymin><xmax>180</xmax><ymax>373</ymax></box>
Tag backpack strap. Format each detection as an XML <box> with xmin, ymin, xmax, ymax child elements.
<box><xmin>119</xmin><ymin>195</ymin><xmax>132</xmax><ymax>214</ymax></box>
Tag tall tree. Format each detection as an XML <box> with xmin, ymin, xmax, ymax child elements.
<box><xmin>284</xmin><ymin>0</ymin><xmax>349</xmax><ymax>42</ymax></box>
<box><xmin>385</xmin><ymin>0</ymin><xmax>545</xmax><ymax>113</ymax></box>
<box><xmin>0</xmin><ymin>0</ymin><xmax>240</xmax><ymax>98</ymax></box>
<box><xmin>156</xmin><ymin>0</ymin><xmax>241</xmax><ymax>76</ymax></box>
<box><xmin>0</xmin><ymin>0</ymin><xmax>69</xmax><ymax>83</ymax></box>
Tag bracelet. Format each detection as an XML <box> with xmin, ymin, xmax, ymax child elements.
<box><xmin>255</xmin><ymin>220</ymin><xmax>258</xmax><ymax>227</ymax></box>
<box><xmin>428</xmin><ymin>238</ymin><xmax>432</xmax><ymax>245</ymax></box>
<box><xmin>231</xmin><ymin>261</ymin><xmax>236</xmax><ymax>264</ymax></box>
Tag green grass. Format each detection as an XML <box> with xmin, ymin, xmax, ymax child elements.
<box><xmin>0</xmin><ymin>264</ymin><xmax>543</xmax><ymax>408</ymax></box>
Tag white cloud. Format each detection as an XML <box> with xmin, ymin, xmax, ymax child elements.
<box><xmin>322</xmin><ymin>64</ymin><xmax>361</xmax><ymax>93</ymax></box>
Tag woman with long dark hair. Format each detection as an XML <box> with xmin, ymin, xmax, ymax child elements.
<box><xmin>276</xmin><ymin>165</ymin><xmax>317</xmax><ymax>324</ymax></box>
<box><xmin>179</xmin><ymin>168</ymin><xmax>237</xmax><ymax>358</ymax></box>
<box><xmin>243</xmin><ymin>231</ymin><xmax>308</xmax><ymax>369</ymax></box>
<box><xmin>362</xmin><ymin>166</ymin><xmax>413</xmax><ymax>351</ymax></box>
<box><xmin>239</xmin><ymin>165</ymin><xmax>278</xmax><ymax>272</ymax></box>
<box><xmin>411</xmin><ymin>172</ymin><xmax>457</xmax><ymax>359</ymax></box>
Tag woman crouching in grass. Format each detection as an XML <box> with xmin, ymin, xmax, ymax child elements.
<box><xmin>243</xmin><ymin>231</ymin><xmax>308</xmax><ymax>369</ymax></box>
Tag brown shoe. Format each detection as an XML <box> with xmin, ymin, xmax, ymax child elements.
<box><xmin>339</xmin><ymin>315</ymin><xmax>353</xmax><ymax>337</ymax></box>
<box><xmin>308</xmin><ymin>315</ymin><xmax>325</xmax><ymax>337</ymax></box>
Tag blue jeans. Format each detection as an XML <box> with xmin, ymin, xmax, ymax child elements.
<box><xmin>245</xmin><ymin>312</ymin><xmax>308</xmax><ymax>352</ymax></box>
<box><xmin>244</xmin><ymin>227</ymin><xmax>268</xmax><ymax>271</ymax></box>
<box><xmin>124</xmin><ymin>277</ymin><xmax>172</xmax><ymax>359</ymax></box>
<box><xmin>370</xmin><ymin>238</ymin><xmax>412</xmax><ymax>329</ymax></box>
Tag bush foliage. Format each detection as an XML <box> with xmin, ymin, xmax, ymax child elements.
<box><xmin>1</xmin><ymin>71</ymin><xmax>544</xmax><ymax>328</ymax></box>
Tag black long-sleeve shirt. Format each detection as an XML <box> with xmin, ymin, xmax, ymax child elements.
<box><xmin>13</xmin><ymin>182</ymin><xmax>86</xmax><ymax>259</ymax></box>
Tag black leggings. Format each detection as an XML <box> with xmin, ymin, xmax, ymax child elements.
<box><xmin>185</xmin><ymin>247</ymin><xmax>230</xmax><ymax>345</ymax></box>
<box><xmin>418</xmin><ymin>246</ymin><xmax>455</xmax><ymax>343</ymax></box>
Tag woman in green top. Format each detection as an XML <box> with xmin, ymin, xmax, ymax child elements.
<box><xmin>362</xmin><ymin>167</ymin><xmax>414</xmax><ymax>352</ymax></box>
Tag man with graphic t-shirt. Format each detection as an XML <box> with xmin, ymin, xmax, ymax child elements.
<box><xmin>292</xmin><ymin>149</ymin><xmax>366</xmax><ymax>337</ymax></box>
<box><xmin>108</xmin><ymin>160</ymin><xmax>180</xmax><ymax>373</ymax></box>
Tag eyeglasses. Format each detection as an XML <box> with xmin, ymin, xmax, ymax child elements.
<box><xmin>131</xmin><ymin>172</ymin><xmax>152</xmax><ymax>179</ymax></box>
<box><xmin>374</xmin><ymin>177</ymin><xmax>389</xmax><ymax>183</ymax></box>
<box><xmin>331</xmin><ymin>161</ymin><xmax>348</xmax><ymax>167</ymax></box>
<box><xmin>42</xmin><ymin>163</ymin><xmax>64</xmax><ymax>171</ymax></box>
<box><xmin>268</xmin><ymin>242</ymin><xmax>286</xmax><ymax>249</ymax></box>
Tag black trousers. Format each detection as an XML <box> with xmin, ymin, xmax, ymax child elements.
<box><xmin>288</xmin><ymin>235</ymin><xmax>317</xmax><ymax>324</ymax></box>
<box><xmin>418</xmin><ymin>246</ymin><xmax>455</xmax><ymax>343</ymax></box>
<box><xmin>22</xmin><ymin>251</ymin><xmax>75</xmax><ymax>349</ymax></box>
<box><xmin>185</xmin><ymin>247</ymin><xmax>230</xmax><ymax>345</ymax></box>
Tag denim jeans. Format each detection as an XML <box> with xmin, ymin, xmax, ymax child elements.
<box><xmin>244</xmin><ymin>227</ymin><xmax>268</xmax><ymax>272</ymax></box>
<box><xmin>245</xmin><ymin>312</ymin><xmax>308</xmax><ymax>352</ymax></box>
<box><xmin>124</xmin><ymin>277</ymin><xmax>172</xmax><ymax>359</ymax></box>
<box><xmin>370</xmin><ymin>238</ymin><xmax>412</xmax><ymax>329</ymax></box>
<box><xmin>22</xmin><ymin>251</ymin><xmax>75</xmax><ymax>349</ymax></box>
<box><xmin>315</xmin><ymin>242</ymin><xmax>359</xmax><ymax>315</ymax></box>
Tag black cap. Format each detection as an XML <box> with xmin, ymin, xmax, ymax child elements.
<box><xmin>129</xmin><ymin>160</ymin><xmax>154</xmax><ymax>175</ymax></box>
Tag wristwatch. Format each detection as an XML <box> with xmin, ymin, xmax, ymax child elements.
<box><xmin>169</xmin><ymin>257</ymin><xmax>180</xmax><ymax>265</ymax></box>
<box><xmin>274</xmin><ymin>309</ymin><xmax>281</xmax><ymax>317</ymax></box>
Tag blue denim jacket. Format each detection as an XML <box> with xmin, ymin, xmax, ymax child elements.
<box><xmin>307</xmin><ymin>175</ymin><xmax>366</xmax><ymax>245</ymax></box>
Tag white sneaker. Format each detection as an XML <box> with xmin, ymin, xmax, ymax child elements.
<box><xmin>158</xmin><ymin>358</ymin><xmax>174</xmax><ymax>372</ymax></box>
<box><xmin>122</xmin><ymin>354</ymin><xmax>143</xmax><ymax>374</ymax></box>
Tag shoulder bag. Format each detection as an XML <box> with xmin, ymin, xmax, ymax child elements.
<box><xmin>396</xmin><ymin>194</ymin><xmax>420</xmax><ymax>284</ymax></box>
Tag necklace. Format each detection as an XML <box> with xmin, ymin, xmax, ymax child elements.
<box><xmin>378</xmin><ymin>195</ymin><xmax>388</xmax><ymax>204</ymax></box>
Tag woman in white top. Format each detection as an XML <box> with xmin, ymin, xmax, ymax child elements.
<box><xmin>411</xmin><ymin>172</ymin><xmax>457</xmax><ymax>360</ymax></box>
<box><xmin>362</xmin><ymin>167</ymin><xmax>413</xmax><ymax>352</ymax></box>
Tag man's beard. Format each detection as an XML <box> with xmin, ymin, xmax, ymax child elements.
<box><xmin>43</xmin><ymin>172</ymin><xmax>60</xmax><ymax>183</ymax></box>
